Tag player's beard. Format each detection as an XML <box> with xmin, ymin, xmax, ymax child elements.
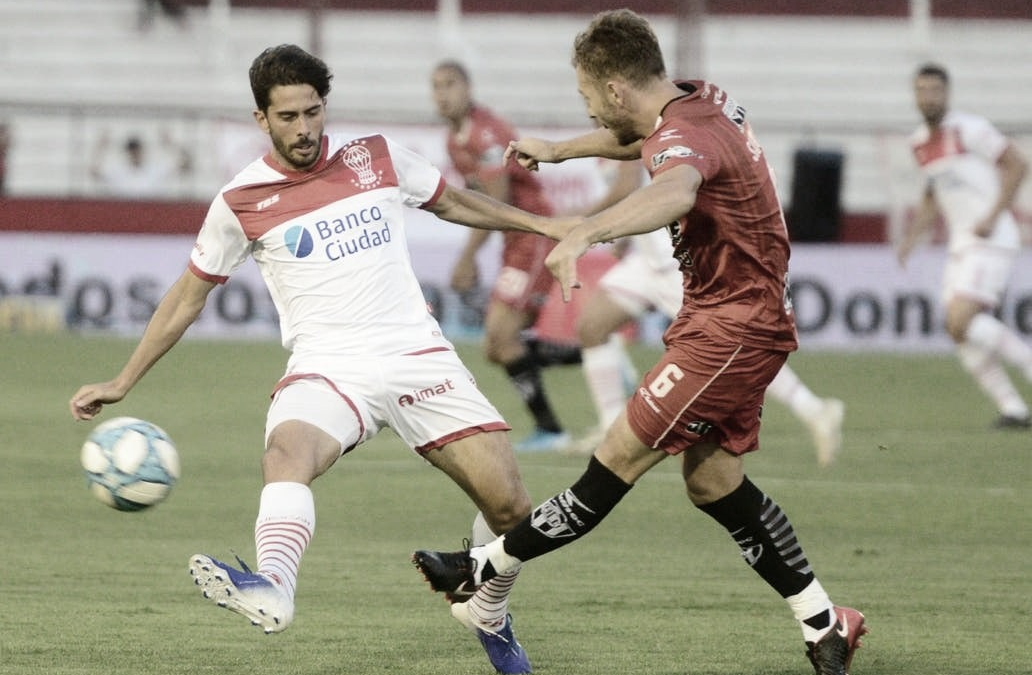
<box><xmin>596</xmin><ymin>100</ymin><xmax>640</xmax><ymax>147</ymax></box>
<box><xmin>601</xmin><ymin>113</ymin><xmax>639</xmax><ymax>147</ymax></box>
<box><xmin>274</xmin><ymin>135</ymin><xmax>321</xmax><ymax>171</ymax></box>
<box><xmin>921</xmin><ymin>106</ymin><xmax>946</xmax><ymax>127</ymax></box>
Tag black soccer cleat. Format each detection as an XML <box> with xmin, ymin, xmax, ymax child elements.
<box><xmin>412</xmin><ymin>549</ymin><xmax>483</xmax><ymax>597</ymax></box>
<box><xmin>806</xmin><ymin>606</ymin><xmax>868</xmax><ymax>675</ymax></box>
<box><xmin>992</xmin><ymin>413</ymin><xmax>1032</xmax><ymax>430</ymax></box>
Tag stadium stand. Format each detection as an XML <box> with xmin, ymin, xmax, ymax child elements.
<box><xmin>0</xmin><ymin>0</ymin><xmax>1030</xmax><ymax>237</ymax></box>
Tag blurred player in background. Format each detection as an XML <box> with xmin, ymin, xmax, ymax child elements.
<box><xmin>414</xmin><ymin>10</ymin><xmax>866</xmax><ymax>675</ymax></box>
<box><xmin>571</xmin><ymin>159</ymin><xmax>845</xmax><ymax>465</ymax></box>
<box><xmin>68</xmin><ymin>44</ymin><xmax>590</xmax><ymax>675</ymax></box>
<box><xmin>89</xmin><ymin>130</ymin><xmax>192</xmax><ymax>200</ymax></box>
<box><xmin>898</xmin><ymin>62</ymin><xmax>1032</xmax><ymax>429</ymax></box>
<box><xmin>431</xmin><ymin>60</ymin><xmax>572</xmax><ymax>452</ymax></box>
<box><xmin>137</xmin><ymin>0</ymin><xmax>188</xmax><ymax>31</ymax></box>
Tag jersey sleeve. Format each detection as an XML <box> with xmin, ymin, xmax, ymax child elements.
<box><xmin>960</xmin><ymin>114</ymin><xmax>1009</xmax><ymax>163</ymax></box>
<box><xmin>188</xmin><ymin>194</ymin><xmax>252</xmax><ymax>284</ymax></box>
<box><xmin>384</xmin><ymin>137</ymin><xmax>446</xmax><ymax>208</ymax></box>
<box><xmin>644</xmin><ymin>125</ymin><xmax>719</xmax><ymax>182</ymax></box>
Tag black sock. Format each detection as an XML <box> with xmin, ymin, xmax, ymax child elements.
<box><xmin>525</xmin><ymin>336</ymin><xmax>583</xmax><ymax>366</ymax></box>
<box><xmin>697</xmin><ymin>476</ymin><xmax>815</xmax><ymax>598</ymax></box>
<box><xmin>501</xmin><ymin>456</ymin><xmax>633</xmax><ymax>562</ymax></box>
<box><xmin>504</xmin><ymin>353</ymin><xmax>562</xmax><ymax>432</ymax></box>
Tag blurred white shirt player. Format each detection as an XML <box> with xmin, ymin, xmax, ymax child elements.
<box><xmin>571</xmin><ymin>159</ymin><xmax>846</xmax><ymax>465</ymax></box>
<box><xmin>89</xmin><ymin>131</ymin><xmax>192</xmax><ymax>200</ymax></box>
<box><xmin>899</xmin><ymin>62</ymin><xmax>1032</xmax><ymax>429</ymax></box>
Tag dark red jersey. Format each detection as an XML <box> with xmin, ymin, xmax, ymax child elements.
<box><xmin>641</xmin><ymin>80</ymin><xmax>798</xmax><ymax>352</ymax></box>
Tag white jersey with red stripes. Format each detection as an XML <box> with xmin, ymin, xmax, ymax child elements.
<box><xmin>910</xmin><ymin>110</ymin><xmax>1021</xmax><ymax>253</ymax></box>
<box><xmin>188</xmin><ymin>133</ymin><xmax>453</xmax><ymax>357</ymax></box>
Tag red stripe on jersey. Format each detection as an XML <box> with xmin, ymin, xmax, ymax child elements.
<box><xmin>403</xmin><ymin>346</ymin><xmax>452</xmax><ymax>356</ymax></box>
<box><xmin>224</xmin><ymin>135</ymin><xmax>400</xmax><ymax>240</ymax></box>
<box><xmin>421</xmin><ymin>175</ymin><xmax>447</xmax><ymax>208</ymax></box>
<box><xmin>912</xmin><ymin>127</ymin><xmax>966</xmax><ymax>167</ymax></box>
<box><xmin>188</xmin><ymin>259</ymin><xmax>228</xmax><ymax>284</ymax></box>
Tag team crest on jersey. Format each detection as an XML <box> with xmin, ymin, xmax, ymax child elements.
<box><xmin>651</xmin><ymin>145</ymin><xmax>701</xmax><ymax>171</ymax></box>
<box><xmin>342</xmin><ymin>140</ymin><xmax>383</xmax><ymax>189</ymax></box>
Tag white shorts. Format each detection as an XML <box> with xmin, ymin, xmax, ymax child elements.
<box><xmin>265</xmin><ymin>349</ymin><xmax>510</xmax><ymax>455</ymax></box>
<box><xmin>942</xmin><ymin>243</ymin><xmax>1018</xmax><ymax>308</ymax></box>
<box><xmin>599</xmin><ymin>251</ymin><xmax>683</xmax><ymax>319</ymax></box>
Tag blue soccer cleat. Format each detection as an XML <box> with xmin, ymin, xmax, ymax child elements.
<box><xmin>450</xmin><ymin>602</ymin><xmax>531</xmax><ymax>674</ymax></box>
<box><xmin>514</xmin><ymin>429</ymin><xmax>570</xmax><ymax>453</ymax></box>
<box><xmin>475</xmin><ymin>613</ymin><xmax>532</xmax><ymax>674</ymax></box>
<box><xmin>188</xmin><ymin>553</ymin><xmax>294</xmax><ymax>634</ymax></box>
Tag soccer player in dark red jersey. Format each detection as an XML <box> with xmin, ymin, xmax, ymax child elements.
<box><xmin>414</xmin><ymin>10</ymin><xmax>867</xmax><ymax>675</ymax></box>
<box><xmin>431</xmin><ymin>61</ymin><xmax>573</xmax><ymax>453</ymax></box>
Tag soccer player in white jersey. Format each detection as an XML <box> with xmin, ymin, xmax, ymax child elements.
<box><xmin>898</xmin><ymin>62</ymin><xmax>1032</xmax><ymax>429</ymax></box>
<box><xmin>571</xmin><ymin>159</ymin><xmax>846</xmax><ymax>465</ymax></box>
<box><xmin>68</xmin><ymin>44</ymin><xmax>575</xmax><ymax>675</ymax></box>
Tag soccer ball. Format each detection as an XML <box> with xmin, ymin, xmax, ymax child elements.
<box><xmin>80</xmin><ymin>416</ymin><xmax>180</xmax><ymax>511</ymax></box>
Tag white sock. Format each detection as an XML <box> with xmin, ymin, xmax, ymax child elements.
<box><xmin>255</xmin><ymin>481</ymin><xmax>315</xmax><ymax>601</ymax></box>
<box><xmin>616</xmin><ymin>335</ymin><xmax>639</xmax><ymax>395</ymax></box>
<box><xmin>467</xmin><ymin>513</ymin><xmax>520</xmax><ymax>630</ymax></box>
<box><xmin>966</xmin><ymin>313</ymin><xmax>1032</xmax><ymax>383</ymax></box>
<box><xmin>957</xmin><ymin>342</ymin><xmax>1029</xmax><ymax>418</ymax></box>
<box><xmin>469</xmin><ymin>537</ymin><xmax>523</xmax><ymax>586</ymax></box>
<box><xmin>582</xmin><ymin>335</ymin><xmax>636</xmax><ymax>428</ymax></box>
<box><xmin>786</xmin><ymin>579</ymin><xmax>835</xmax><ymax>643</ymax></box>
<box><xmin>767</xmin><ymin>365</ymin><xmax>824</xmax><ymax>422</ymax></box>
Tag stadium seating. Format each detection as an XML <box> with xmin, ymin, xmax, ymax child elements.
<box><xmin>0</xmin><ymin>0</ymin><xmax>1030</xmax><ymax>221</ymax></box>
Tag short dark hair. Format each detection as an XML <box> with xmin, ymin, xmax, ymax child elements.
<box><xmin>249</xmin><ymin>44</ymin><xmax>333</xmax><ymax>111</ymax></box>
<box><xmin>915</xmin><ymin>62</ymin><xmax>949</xmax><ymax>85</ymax></box>
<box><xmin>433</xmin><ymin>59</ymin><xmax>471</xmax><ymax>84</ymax></box>
<box><xmin>572</xmin><ymin>9</ymin><xmax>666</xmax><ymax>87</ymax></box>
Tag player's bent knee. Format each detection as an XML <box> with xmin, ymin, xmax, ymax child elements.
<box><xmin>481</xmin><ymin>494</ymin><xmax>532</xmax><ymax>533</ymax></box>
<box><xmin>478</xmin><ymin>487</ymin><xmax>532</xmax><ymax>532</ymax></box>
<box><xmin>262</xmin><ymin>423</ymin><xmax>342</xmax><ymax>484</ymax></box>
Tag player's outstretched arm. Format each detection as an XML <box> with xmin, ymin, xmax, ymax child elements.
<box><xmin>70</xmin><ymin>270</ymin><xmax>216</xmax><ymax>420</ymax></box>
<box><xmin>505</xmin><ymin>127</ymin><xmax>643</xmax><ymax>171</ymax></box>
<box><xmin>428</xmin><ymin>183</ymin><xmax>581</xmax><ymax>240</ymax></box>
<box><xmin>547</xmin><ymin>165</ymin><xmax>700</xmax><ymax>302</ymax></box>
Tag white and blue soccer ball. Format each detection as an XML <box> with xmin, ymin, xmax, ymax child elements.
<box><xmin>80</xmin><ymin>416</ymin><xmax>180</xmax><ymax>512</ymax></box>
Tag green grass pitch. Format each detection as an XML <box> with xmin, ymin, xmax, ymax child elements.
<box><xmin>2</xmin><ymin>332</ymin><xmax>1029</xmax><ymax>674</ymax></box>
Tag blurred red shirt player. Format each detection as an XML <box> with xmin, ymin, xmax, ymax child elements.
<box><xmin>431</xmin><ymin>60</ymin><xmax>571</xmax><ymax>452</ymax></box>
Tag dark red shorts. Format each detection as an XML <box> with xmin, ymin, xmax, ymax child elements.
<box><xmin>491</xmin><ymin>232</ymin><xmax>555</xmax><ymax>313</ymax></box>
<box><xmin>626</xmin><ymin>330</ymin><xmax>788</xmax><ymax>455</ymax></box>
